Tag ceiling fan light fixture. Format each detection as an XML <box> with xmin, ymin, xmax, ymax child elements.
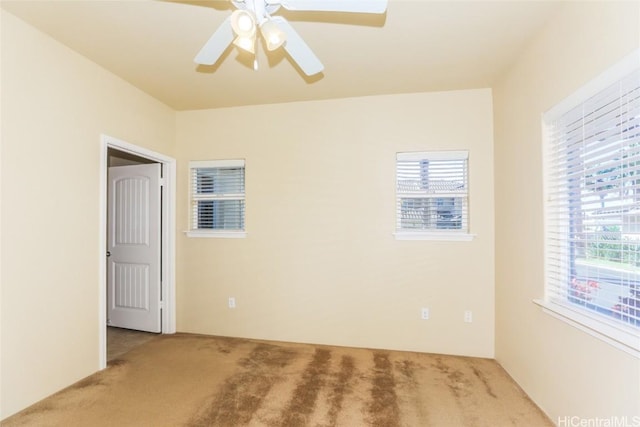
<box><xmin>230</xmin><ymin>9</ymin><xmax>256</xmax><ymax>38</ymax></box>
<box><xmin>233</xmin><ymin>35</ymin><xmax>256</xmax><ymax>54</ymax></box>
<box><xmin>260</xmin><ymin>20</ymin><xmax>286</xmax><ymax>51</ymax></box>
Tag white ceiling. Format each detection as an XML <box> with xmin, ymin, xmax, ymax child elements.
<box><xmin>1</xmin><ymin>0</ymin><xmax>563</xmax><ymax>111</ymax></box>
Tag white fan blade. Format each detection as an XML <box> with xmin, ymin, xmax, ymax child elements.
<box><xmin>273</xmin><ymin>0</ymin><xmax>387</xmax><ymax>14</ymax></box>
<box><xmin>194</xmin><ymin>16</ymin><xmax>234</xmax><ymax>65</ymax></box>
<box><xmin>272</xmin><ymin>16</ymin><xmax>324</xmax><ymax>76</ymax></box>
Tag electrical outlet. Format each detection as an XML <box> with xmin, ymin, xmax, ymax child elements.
<box><xmin>464</xmin><ymin>310</ymin><xmax>473</xmax><ymax>323</ymax></box>
<box><xmin>228</xmin><ymin>297</ymin><xmax>236</xmax><ymax>309</ymax></box>
<box><xmin>421</xmin><ymin>307</ymin><xmax>430</xmax><ymax>320</ymax></box>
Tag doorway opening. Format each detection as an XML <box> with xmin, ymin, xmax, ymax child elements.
<box><xmin>99</xmin><ymin>135</ymin><xmax>176</xmax><ymax>369</ymax></box>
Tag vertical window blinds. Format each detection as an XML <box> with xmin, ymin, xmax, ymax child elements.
<box><xmin>189</xmin><ymin>160</ymin><xmax>245</xmax><ymax>232</ymax></box>
<box><xmin>396</xmin><ymin>151</ymin><xmax>469</xmax><ymax>233</ymax></box>
<box><xmin>545</xmin><ymin>68</ymin><xmax>640</xmax><ymax>332</ymax></box>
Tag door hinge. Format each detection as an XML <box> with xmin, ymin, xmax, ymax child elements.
<box><xmin>159</xmin><ymin>301</ymin><xmax>164</xmax><ymax>310</ymax></box>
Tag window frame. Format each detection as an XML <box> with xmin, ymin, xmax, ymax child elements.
<box><xmin>539</xmin><ymin>49</ymin><xmax>640</xmax><ymax>357</ymax></box>
<box><xmin>394</xmin><ymin>150</ymin><xmax>475</xmax><ymax>241</ymax></box>
<box><xmin>186</xmin><ymin>159</ymin><xmax>247</xmax><ymax>239</ymax></box>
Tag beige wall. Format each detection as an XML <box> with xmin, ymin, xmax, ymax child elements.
<box><xmin>0</xmin><ymin>11</ymin><xmax>175</xmax><ymax>418</ymax></box>
<box><xmin>493</xmin><ymin>1</ymin><xmax>640</xmax><ymax>422</ymax></box>
<box><xmin>176</xmin><ymin>89</ymin><xmax>495</xmax><ymax>357</ymax></box>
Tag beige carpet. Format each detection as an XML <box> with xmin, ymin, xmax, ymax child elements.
<box><xmin>2</xmin><ymin>334</ymin><xmax>552</xmax><ymax>426</ymax></box>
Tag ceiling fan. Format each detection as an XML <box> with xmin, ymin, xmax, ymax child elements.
<box><xmin>194</xmin><ymin>0</ymin><xmax>388</xmax><ymax>76</ymax></box>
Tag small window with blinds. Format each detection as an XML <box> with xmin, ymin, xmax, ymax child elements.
<box><xmin>187</xmin><ymin>160</ymin><xmax>246</xmax><ymax>238</ymax></box>
<box><xmin>395</xmin><ymin>151</ymin><xmax>472</xmax><ymax>241</ymax></box>
<box><xmin>543</xmin><ymin>57</ymin><xmax>640</xmax><ymax>353</ymax></box>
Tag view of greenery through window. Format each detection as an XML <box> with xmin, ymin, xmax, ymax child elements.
<box><xmin>574</xmin><ymin>226</ymin><xmax>640</xmax><ymax>327</ymax></box>
<box><xmin>562</xmin><ymin>88</ymin><xmax>640</xmax><ymax>328</ymax></box>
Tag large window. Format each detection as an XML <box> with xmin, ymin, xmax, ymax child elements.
<box><xmin>395</xmin><ymin>151</ymin><xmax>472</xmax><ymax>240</ymax></box>
<box><xmin>188</xmin><ymin>160</ymin><xmax>246</xmax><ymax>238</ymax></box>
<box><xmin>543</xmin><ymin>55</ymin><xmax>640</xmax><ymax>353</ymax></box>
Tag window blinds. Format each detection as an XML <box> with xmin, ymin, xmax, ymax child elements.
<box><xmin>545</xmin><ymin>68</ymin><xmax>640</xmax><ymax>329</ymax></box>
<box><xmin>190</xmin><ymin>160</ymin><xmax>245</xmax><ymax>231</ymax></box>
<box><xmin>396</xmin><ymin>151</ymin><xmax>469</xmax><ymax>232</ymax></box>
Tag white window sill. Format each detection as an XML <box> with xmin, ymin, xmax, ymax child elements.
<box><xmin>185</xmin><ymin>231</ymin><xmax>247</xmax><ymax>238</ymax></box>
<box><xmin>394</xmin><ymin>232</ymin><xmax>476</xmax><ymax>241</ymax></box>
<box><xmin>534</xmin><ymin>299</ymin><xmax>640</xmax><ymax>359</ymax></box>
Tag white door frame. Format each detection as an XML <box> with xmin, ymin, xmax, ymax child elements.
<box><xmin>98</xmin><ymin>134</ymin><xmax>176</xmax><ymax>369</ymax></box>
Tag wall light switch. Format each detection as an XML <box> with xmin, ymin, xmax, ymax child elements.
<box><xmin>228</xmin><ymin>297</ymin><xmax>236</xmax><ymax>309</ymax></box>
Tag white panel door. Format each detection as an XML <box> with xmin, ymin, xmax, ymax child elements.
<box><xmin>107</xmin><ymin>164</ymin><xmax>161</xmax><ymax>333</ymax></box>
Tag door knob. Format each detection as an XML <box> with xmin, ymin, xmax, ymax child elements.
<box><xmin>106</xmin><ymin>251</ymin><xmax>111</xmax><ymax>257</ymax></box>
